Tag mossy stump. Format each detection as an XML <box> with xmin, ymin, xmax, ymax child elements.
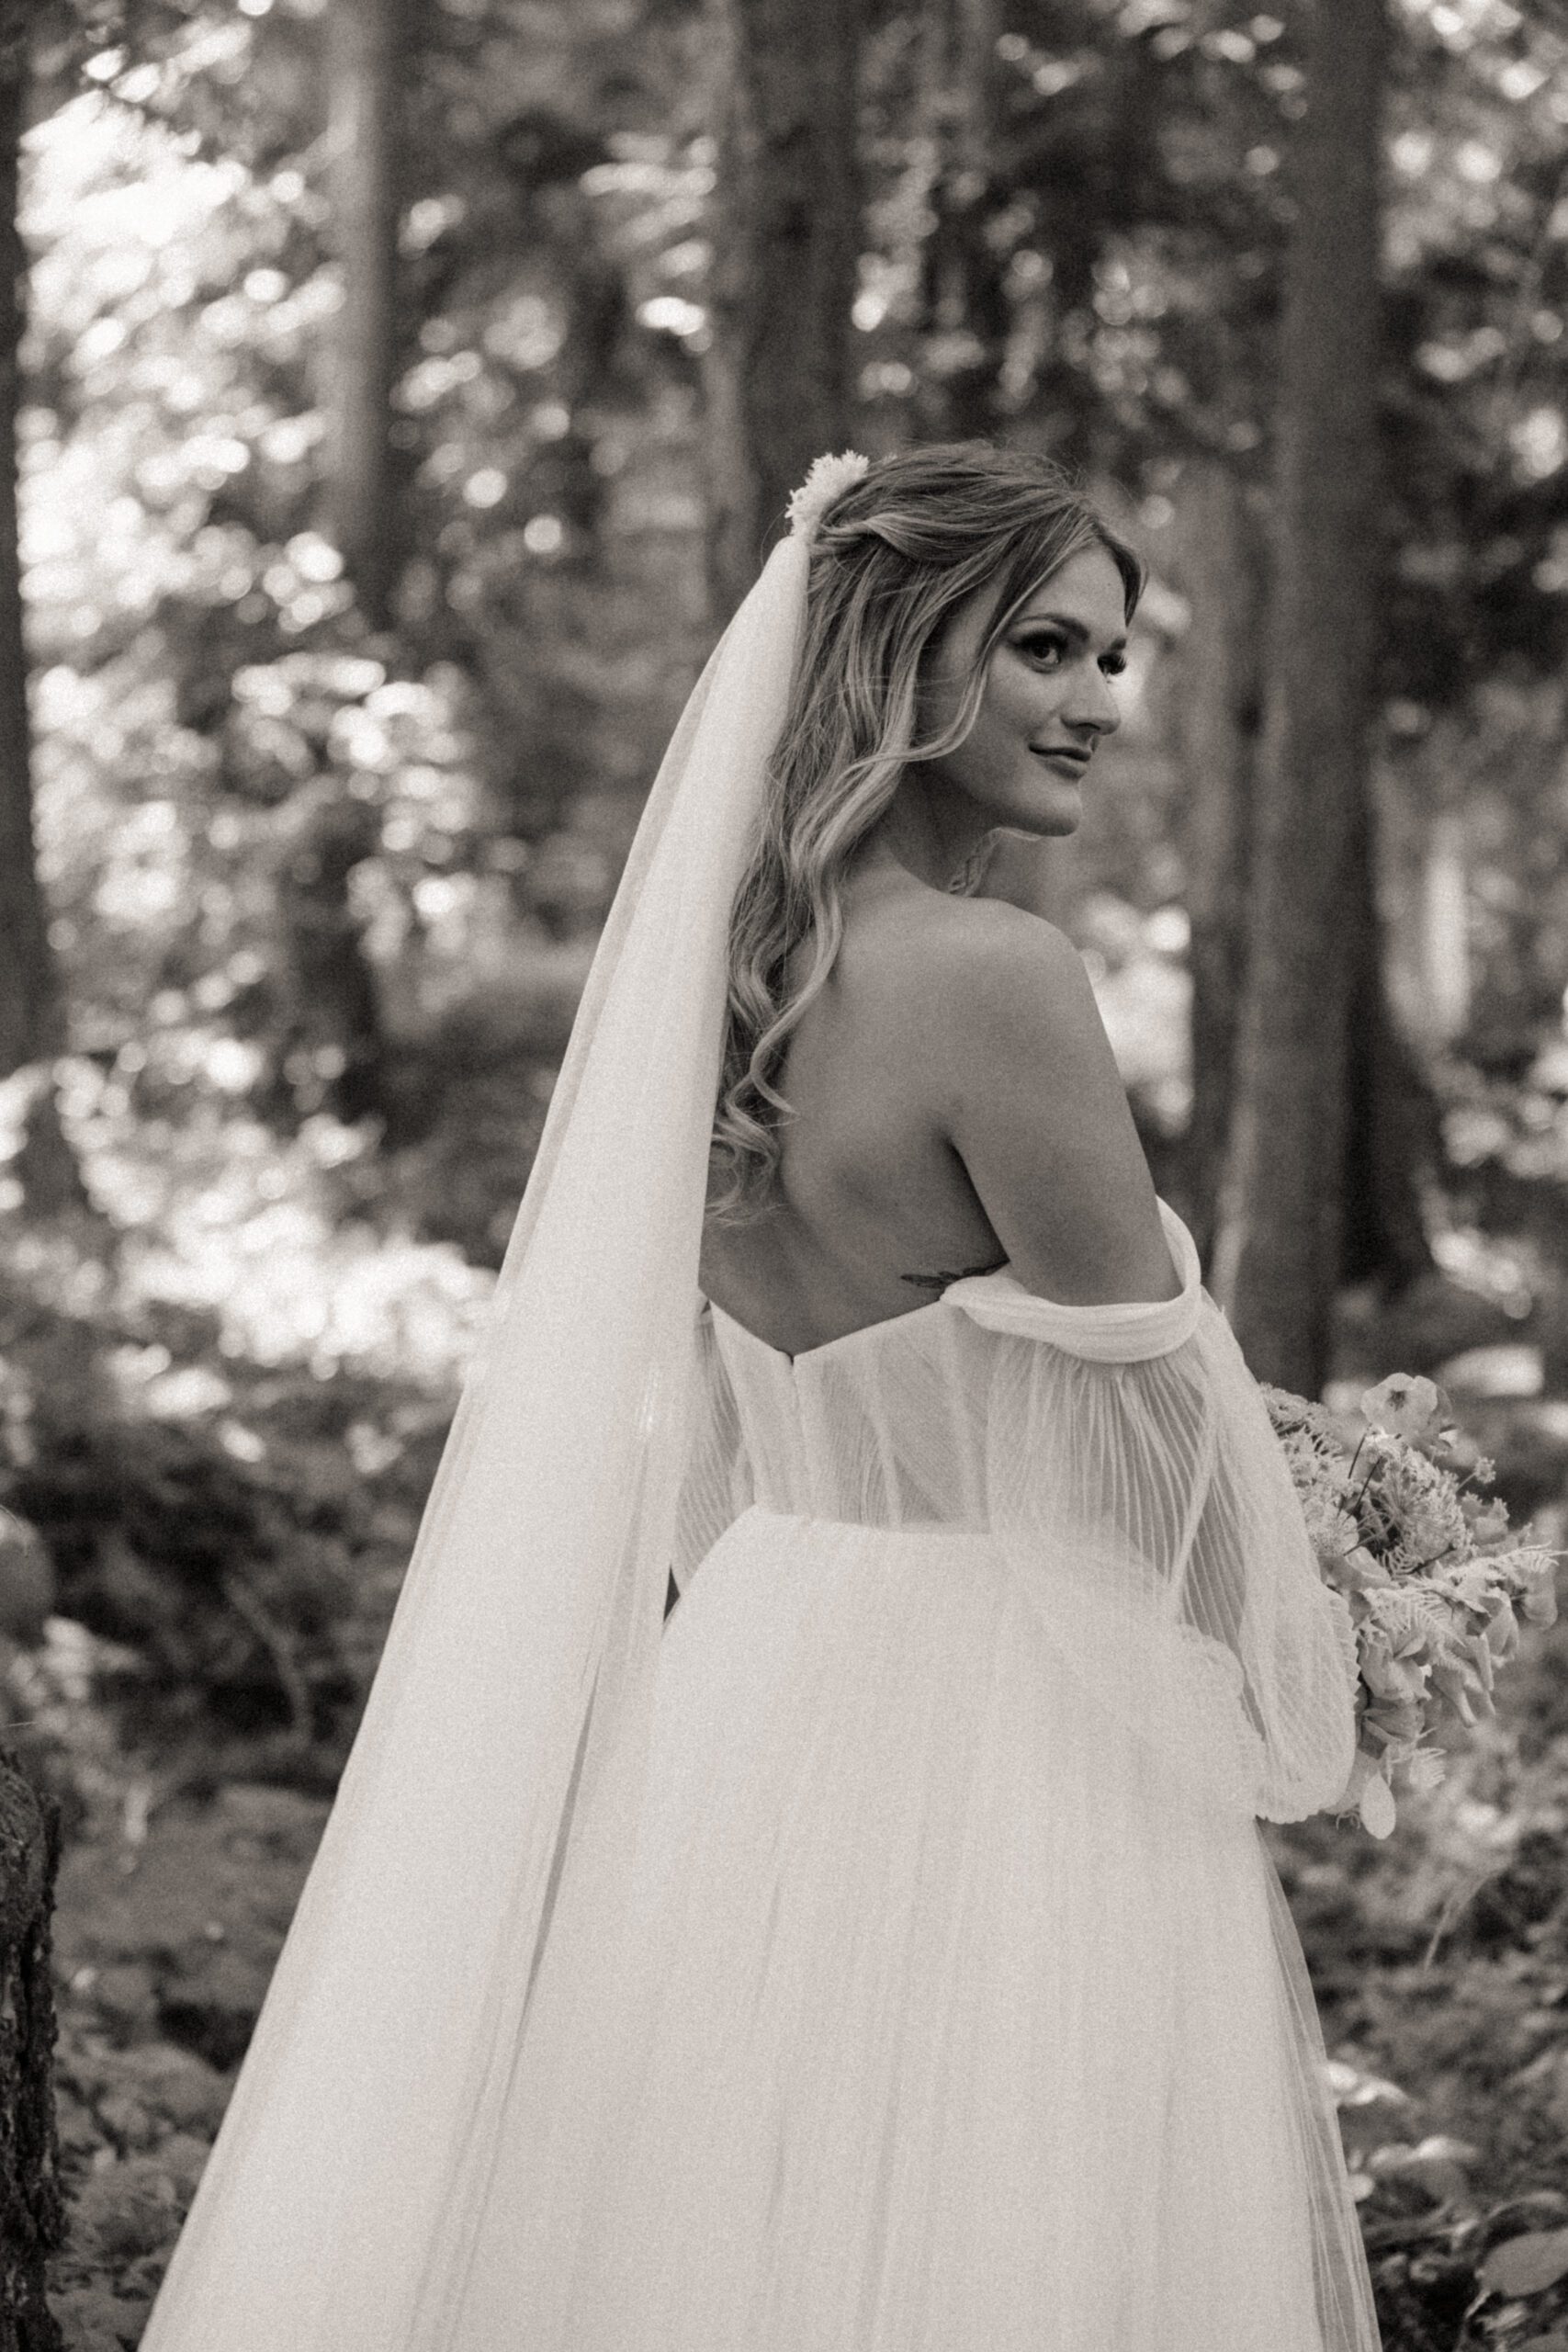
<box><xmin>0</xmin><ymin>1747</ymin><xmax>62</xmax><ymax>2352</ymax></box>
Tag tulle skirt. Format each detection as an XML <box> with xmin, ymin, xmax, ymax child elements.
<box><xmin>468</xmin><ymin>1504</ymin><xmax>1381</xmax><ymax>2352</ymax></box>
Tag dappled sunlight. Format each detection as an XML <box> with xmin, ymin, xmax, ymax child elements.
<box><xmin>58</xmin><ymin>1082</ymin><xmax>497</xmax><ymax>1385</ymax></box>
<box><xmin>1076</xmin><ymin>892</ymin><xmax>1193</xmax><ymax>1131</ymax></box>
<box><xmin>0</xmin><ymin>4</ymin><xmax>1564</xmax><ymax>2344</ymax></box>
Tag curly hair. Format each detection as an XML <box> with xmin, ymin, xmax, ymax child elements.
<box><xmin>706</xmin><ymin>440</ymin><xmax>1145</xmax><ymax>1227</ymax></box>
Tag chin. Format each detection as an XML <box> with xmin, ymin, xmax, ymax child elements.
<box><xmin>1008</xmin><ymin>797</ymin><xmax>1081</xmax><ymax>840</ymax></box>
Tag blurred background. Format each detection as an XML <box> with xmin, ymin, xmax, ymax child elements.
<box><xmin>0</xmin><ymin>2</ymin><xmax>1566</xmax><ymax>2346</ymax></box>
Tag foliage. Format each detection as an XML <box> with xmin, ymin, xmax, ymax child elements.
<box><xmin>22</xmin><ymin>5</ymin><xmax>704</xmax><ymax>1261</ymax></box>
<box><xmin>11</xmin><ymin>0</ymin><xmax>1567</xmax><ymax>1261</ymax></box>
<box><xmin>1272</xmin><ymin>1551</ymin><xmax>1568</xmax><ymax>2352</ymax></box>
<box><xmin>0</xmin><ymin>1139</ymin><xmax>483</xmax><ymax>1776</ymax></box>
<box><xmin>0</xmin><ymin>4</ymin><xmax>1565</xmax><ymax>2346</ymax></box>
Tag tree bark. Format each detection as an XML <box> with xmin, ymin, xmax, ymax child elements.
<box><xmin>0</xmin><ymin>42</ymin><xmax>48</xmax><ymax>1081</ymax></box>
<box><xmin>1175</xmin><ymin>455</ymin><xmax>1431</xmax><ymax>1295</ymax></box>
<box><xmin>1168</xmin><ymin>455</ymin><xmax>1265</xmax><ymax>1263</ymax></box>
<box><xmin>0</xmin><ymin>23</ymin><xmax>85</xmax><ymax>1220</ymax></box>
<box><xmin>1211</xmin><ymin>0</ymin><xmax>1387</xmax><ymax>1395</ymax></box>
<box><xmin>1340</xmin><ymin>786</ymin><xmax>1437</xmax><ymax>1290</ymax></box>
<box><xmin>0</xmin><ymin>1748</ymin><xmax>62</xmax><ymax>2352</ymax></box>
<box><xmin>275</xmin><ymin>782</ymin><xmax>389</xmax><ymax>1124</ymax></box>
<box><xmin>919</xmin><ymin>0</ymin><xmax>1008</xmax><ymax>442</ymax></box>
<box><xmin>325</xmin><ymin>0</ymin><xmax>406</xmax><ymax>630</ymax></box>
<box><xmin>702</xmin><ymin>0</ymin><xmax>864</xmax><ymax>623</ymax></box>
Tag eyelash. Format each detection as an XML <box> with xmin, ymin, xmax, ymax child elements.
<box><xmin>1015</xmin><ymin>632</ymin><xmax>1127</xmax><ymax>678</ymax></box>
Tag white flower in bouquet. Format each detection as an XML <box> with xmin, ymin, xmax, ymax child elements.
<box><xmin>1359</xmin><ymin>1372</ymin><xmax>1443</xmax><ymax>1440</ymax></box>
<box><xmin>1261</xmin><ymin>1373</ymin><xmax>1561</xmax><ymax>1838</ymax></box>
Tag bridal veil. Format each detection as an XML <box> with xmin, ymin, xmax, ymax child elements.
<box><xmin>141</xmin><ymin>464</ymin><xmax>861</xmax><ymax>2350</ymax></box>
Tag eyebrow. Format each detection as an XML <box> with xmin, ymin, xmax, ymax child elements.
<box><xmin>1011</xmin><ymin>610</ymin><xmax>1129</xmax><ymax>652</ymax></box>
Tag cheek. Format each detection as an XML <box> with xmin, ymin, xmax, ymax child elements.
<box><xmin>984</xmin><ymin>656</ymin><xmax>1059</xmax><ymax>739</ymax></box>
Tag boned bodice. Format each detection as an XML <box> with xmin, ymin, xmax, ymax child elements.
<box><xmin>702</xmin><ymin>1292</ymin><xmax>998</xmax><ymax>1529</ymax></box>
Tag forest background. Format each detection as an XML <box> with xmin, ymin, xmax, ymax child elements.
<box><xmin>0</xmin><ymin>0</ymin><xmax>1566</xmax><ymax>2346</ymax></box>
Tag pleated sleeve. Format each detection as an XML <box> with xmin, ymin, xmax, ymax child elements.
<box><xmin>671</xmin><ymin>1302</ymin><xmax>755</xmax><ymax>1594</ymax></box>
<box><xmin>946</xmin><ymin>1203</ymin><xmax>1359</xmax><ymax>1822</ymax></box>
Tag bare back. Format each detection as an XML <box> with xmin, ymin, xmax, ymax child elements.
<box><xmin>699</xmin><ymin>875</ymin><xmax>1013</xmax><ymax>1360</ymax></box>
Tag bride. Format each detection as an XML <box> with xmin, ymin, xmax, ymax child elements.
<box><xmin>141</xmin><ymin>443</ymin><xmax>1382</xmax><ymax>2350</ymax></box>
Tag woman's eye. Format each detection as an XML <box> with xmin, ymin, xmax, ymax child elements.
<box><xmin>1015</xmin><ymin>634</ymin><xmax>1127</xmax><ymax>678</ymax></box>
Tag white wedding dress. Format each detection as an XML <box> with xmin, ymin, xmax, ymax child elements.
<box><xmin>439</xmin><ymin>1201</ymin><xmax>1381</xmax><ymax>2351</ymax></box>
<box><xmin>136</xmin><ymin>501</ymin><xmax>1382</xmax><ymax>2346</ymax></box>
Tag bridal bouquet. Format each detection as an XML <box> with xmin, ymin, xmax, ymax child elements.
<box><xmin>1261</xmin><ymin>1374</ymin><xmax>1559</xmax><ymax>1838</ymax></box>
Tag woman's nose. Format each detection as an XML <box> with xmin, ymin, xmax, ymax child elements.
<box><xmin>1062</xmin><ymin>660</ymin><xmax>1122</xmax><ymax>737</ymax></box>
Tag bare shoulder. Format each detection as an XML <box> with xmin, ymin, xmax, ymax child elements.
<box><xmin>918</xmin><ymin>895</ymin><xmax>1093</xmax><ymax>1007</ymax></box>
<box><xmin>849</xmin><ymin>889</ymin><xmax>1066</xmax><ymax>1023</ymax></box>
<box><xmin>910</xmin><ymin>898</ymin><xmax>1180</xmax><ymax>1308</ymax></box>
<box><xmin>877</xmin><ymin>894</ymin><xmax>1097</xmax><ymax>1064</ymax></box>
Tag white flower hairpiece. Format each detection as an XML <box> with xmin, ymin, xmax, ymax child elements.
<box><xmin>786</xmin><ymin>449</ymin><xmax>871</xmax><ymax>546</ymax></box>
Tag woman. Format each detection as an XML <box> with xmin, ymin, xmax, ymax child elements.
<box><xmin>142</xmin><ymin>445</ymin><xmax>1381</xmax><ymax>2350</ymax></box>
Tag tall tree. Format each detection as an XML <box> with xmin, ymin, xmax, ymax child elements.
<box><xmin>1339</xmin><ymin>795</ymin><xmax>1437</xmax><ymax>1291</ymax></box>
<box><xmin>0</xmin><ymin>32</ymin><xmax>43</xmax><ymax>1078</ymax></box>
<box><xmin>0</xmin><ymin>17</ymin><xmax>83</xmax><ymax>1219</ymax></box>
<box><xmin>324</xmin><ymin>0</ymin><xmax>406</xmax><ymax>630</ymax></box>
<box><xmin>1173</xmin><ymin>458</ymin><xmax>1433</xmax><ymax>1289</ymax></box>
<box><xmin>1168</xmin><ymin>454</ymin><xmax>1265</xmax><ymax>1262</ymax></box>
<box><xmin>702</xmin><ymin>0</ymin><xmax>863</xmax><ymax>621</ymax></box>
<box><xmin>919</xmin><ymin>0</ymin><xmax>1006</xmax><ymax>443</ymax></box>
<box><xmin>0</xmin><ymin>1743</ymin><xmax>62</xmax><ymax>2352</ymax></box>
<box><xmin>1211</xmin><ymin>0</ymin><xmax>1389</xmax><ymax>1394</ymax></box>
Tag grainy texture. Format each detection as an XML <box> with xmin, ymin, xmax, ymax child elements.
<box><xmin>0</xmin><ymin>1748</ymin><xmax>62</xmax><ymax>2352</ymax></box>
<box><xmin>324</xmin><ymin>0</ymin><xmax>406</xmax><ymax>629</ymax></box>
<box><xmin>701</xmin><ymin>0</ymin><xmax>863</xmax><ymax>621</ymax></box>
<box><xmin>1213</xmin><ymin>0</ymin><xmax>1388</xmax><ymax>1392</ymax></box>
<box><xmin>1169</xmin><ymin>454</ymin><xmax>1264</xmax><ymax>1263</ymax></box>
<box><xmin>0</xmin><ymin>30</ymin><xmax>64</xmax><ymax>1082</ymax></box>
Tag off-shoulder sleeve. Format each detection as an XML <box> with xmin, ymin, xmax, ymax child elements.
<box><xmin>946</xmin><ymin>1204</ymin><xmax>1359</xmax><ymax>1822</ymax></box>
<box><xmin>671</xmin><ymin>1300</ymin><xmax>755</xmax><ymax>1595</ymax></box>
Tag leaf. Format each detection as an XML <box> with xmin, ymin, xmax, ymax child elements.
<box><xmin>1479</xmin><ymin>2229</ymin><xmax>1568</xmax><ymax>2300</ymax></box>
<box><xmin>1368</xmin><ymin>2133</ymin><xmax>1478</xmax><ymax>2205</ymax></box>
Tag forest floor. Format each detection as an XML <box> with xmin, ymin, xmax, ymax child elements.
<box><xmin>19</xmin><ymin>1285</ymin><xmax>1568</xmax><ymax>2352</ymax></box>
<box><xmin>46</xmin><ymin>1781</ymin><xmax>328</xmax><ymax>2351</ymax></box>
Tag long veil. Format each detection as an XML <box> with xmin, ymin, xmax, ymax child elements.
<box><xmin>141</xmin><ymin>527</ymin><xmax>817</xmax><ymax>2350</ymax></box>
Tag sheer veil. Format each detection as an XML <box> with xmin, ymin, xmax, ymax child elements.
<box><xmin>141</xmin><ymin>465</ymin><xmax>864</xmax><ymax>2350</ymax></box>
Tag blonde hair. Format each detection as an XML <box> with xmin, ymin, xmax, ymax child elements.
<box><xmin>707</xmin><ymin>440</ymin><xmax>1144</xmax><ymax>1226</ymax></box>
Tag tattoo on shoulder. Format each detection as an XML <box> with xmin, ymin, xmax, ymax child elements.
<box><xmin>899</xmin><ymin>1254</ymin><xmax>1009</xmax><ymax>1296</ymax></box>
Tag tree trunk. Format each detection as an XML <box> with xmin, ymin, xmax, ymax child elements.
<box><xmin>702</xmin><ymin>0</ymin><xmax>864</xmax><ymax>622</ymax></box>
<box><xmin>0</xmin><ymin>23</ymin><xmax>85</xmax><ymax>1221</ymax></box>
<box><xmin>1168</xmin><ymin>455</ymin><xmax>1265</xmax><ymax>1263</ymax></box>
<box><xmin>1211</xmin><ymin>0</ymin><xmax>1387</xmax><ymax>1395</ymax></box>
<box><xmin>1340</xmin><ymin>786</ymin><xmax>1437</xmax><ymax>1290</ymax></box>
<box><xmin>325</xmin><ymin>0</ymin><xmax>405</xmax><ymax>630</ymax></box>
<box><xmin>1175</xmin><ymin>458</ymin><xmax>1432</xmax><ymax>1295</ymax></box>
<box><xmin>919</xmin><ymin>0</ymin><xmax>1008</xmax><ymax>442</ymax></box>
<box><xmin>276</xmin><ymin>782</ymin><xmax>388</xmax><ymax>1124</ymax></box>
<box><xmin>0</xmin><ymin>1748</ymin><xmax>62</xmax><ymax>2352</ymax></box>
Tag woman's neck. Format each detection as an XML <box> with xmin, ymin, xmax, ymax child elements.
<box><xmin>859</xmin><ymin>778</ymin><xmax>994</xmax><ymax>892</ymax></box>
